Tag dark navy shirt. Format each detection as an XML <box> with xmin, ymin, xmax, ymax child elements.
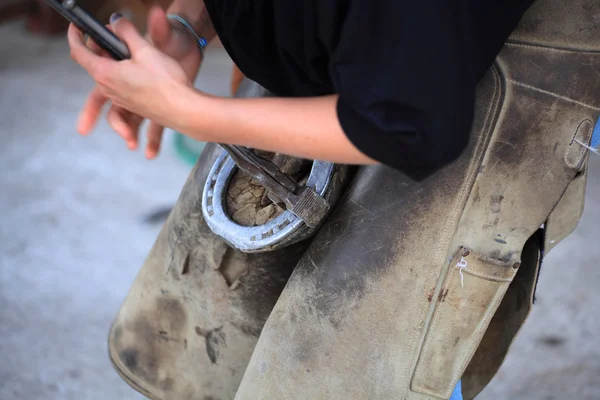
<box><xmin>205</xmin><ymin>0</ymin><xmax>535</xmax><ymax>180</ymax></box>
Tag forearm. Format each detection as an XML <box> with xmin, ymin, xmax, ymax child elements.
<box><xmin>175</xmin><ymin>89</ymin><xmax>378</xmax><ymax>165</ymax></box>
<box><xmin>166</xmin><ymin>0</ymin><xmax>216</xmax><ymax>42</ymax></box>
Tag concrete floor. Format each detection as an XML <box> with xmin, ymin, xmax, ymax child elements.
<box><xmin>1</xmin><ymin>20</ymin><xmax>599</xmax><ymax>400</ymax></box>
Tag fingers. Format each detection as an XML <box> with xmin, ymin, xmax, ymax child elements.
<box><xmin>77</xmin><ymin>87</ymin><xmax>108</xmax><ymax>135</ymax></box>
<box><xmin>107</xmin><ymin>106</ymin><xmax>143</xmax><ymax>149</ymax></box>
<box><xmin>78</xmin><ymin>86</ymin><xmax>144</xmax><ymax>150</ymax></box>
<box><xmin>110</xmin><ymin>14</ymin><xmax>149</xmax><ymax>53</ymax></box>
<box><xmin>148</xmin><ymin>6</ymin><xmax>195</xmax><ymax>59</ymax></box>
<box><xmin>148</xmin><ymin>6</ymin><xmax>171</xmax><ymax>49</ymax></box>
<box><xmin>79</xmin><ymin>89</ymin><xmax>161</xmax><ymax>158</ymax></box>
<box><xmin>68</xmin><ymin>24</ymin><xmax>111</xmax><ymax>75</ymax></box>
<box><xmin>86</xmin><ymin>35</ymin><xmax>103</xmax><ymax>54</ymax></box>
<box><xmin>86</xmin><ymin>25</ymin><xmax>113</xmax><ymax>58</ymax></box>
<box><xmin>145</xmin><ymin>121</ymin><xmax>165</xmax><ymax>159</ymax></box>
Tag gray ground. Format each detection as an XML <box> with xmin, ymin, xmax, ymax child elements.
<box><xmin>1</xmin><ymin>20</ymin><xmax>599</xmax><ymax>400</ymax></box>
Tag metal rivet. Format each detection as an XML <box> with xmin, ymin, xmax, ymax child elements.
<box><xmin>513</xmin><ymin>262</ymin><xmax>521</xmax><ymax>269</ymax></box>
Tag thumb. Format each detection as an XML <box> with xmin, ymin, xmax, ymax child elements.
<box><xmin>110</xmin><ymin>13</ymin><xmax>148</xmax><ymax>53</ymax></box>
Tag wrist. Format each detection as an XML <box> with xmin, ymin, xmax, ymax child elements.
<box><xmin>170</xmin><ymin>85</ymin><xmax>217</xmax><ymax>141</ymax></box>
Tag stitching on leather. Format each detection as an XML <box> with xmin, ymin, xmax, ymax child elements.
<box><xmin>455</xmin><ymin>282</ymin><xmax>512</xmax><ymax>390</ymax></box>
<box><xmin>506</xmin><ymin>41</ymin><xmax>600</xmax><ymax>54</ymax></box>
<box><xmin>439</xmin><ymin>65</ymin><xmax>508</xmax><ymax>398</ymax></box>
<box><xmin>412</xmin><ymin>253</ymin><xmax>462</xmax><ymax>399</ymax></box>
<box><xmin>576</xmin><ymin>174</ymin><xmax>587</xmax><ymax>224</ymax></box>
<box><xmin>412</xmin><ymin>257</ymin><xmax>513</xmax><ymax>399</ymax></box>
<box><xmin>463</xmin><ymin>269</ymin><xmax>514</xmax><ymax>282</ymax></box>
<box><xmin>507</xmin><ymin>79</ymin><xmax>600</xmax><ymax>111</ymax></box>
<box><xmin>571</xmin><ymin>119</ymin><xmax>594</xmax><ymax>145</ymax></box>
<box><xmin>411</xmin><ymin>65</ymin><xmax>504</xmax><ymax>399</ymax></box>
<box><xmin>567</xmin><ymin>119</ymin><xmax>593</xmax><ymax>170</ymax></box>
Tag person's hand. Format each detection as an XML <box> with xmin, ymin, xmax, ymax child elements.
<box><xmin>73</xmin><ymin>7</ymin><xmax>203</xmax><ymax>158</ymax></box>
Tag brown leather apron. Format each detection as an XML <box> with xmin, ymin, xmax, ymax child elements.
<box><xmin>108</xmin><ymin>1</ymin><xmax>599</xmax><ymax>398</ymax></box>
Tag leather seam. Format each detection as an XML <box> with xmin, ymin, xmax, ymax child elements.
<box><xmin>568</xmin><ymin>119</ymin><xmax>593</xmax><ymax>170</ymax></box>
<box><xmin>410</xmin><ymin>63</ymin><xmax>505</xmax><ymax>399</ymax></box>
<box><xmin>462</xmin><ymin>269</ymin><xmax>514</xmax><ymax>282</ymax></box>
<box><xmin>507</xmin><ymin>79</ymin><xmax>600</xmax><ymax>111</ymax></box>
<box><xmin>455</xmin><ymin>281</ymin><xmax>512</xmax><ymax>392</ymax></box>
<box><xmin>506</xmin><ymin>40</ymin><xmax>600</xmax><ymax>54</ymax></box>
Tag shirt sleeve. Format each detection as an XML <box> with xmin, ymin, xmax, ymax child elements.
<box><xmin>329</xmin><ymin>1</ymin><xmax>527</xmax><ymax>180</ymax></box>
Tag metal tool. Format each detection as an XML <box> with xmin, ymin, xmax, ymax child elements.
<box><xmin>219</xmin><ymin>145</ymin><xmax>330</xmax><ymax>228</ymax></box>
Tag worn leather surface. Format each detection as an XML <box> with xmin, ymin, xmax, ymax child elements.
<box><xmin>461</xmin><ymin>231</ymin><xmax>542</xmax><ymax>400</ymax></box>
<box><xmin>108</xmin><ymin>78</ymin><xmax>353</xmax><ymax>399</ymax></box>
<box><xmin>545</xmin><ymin>161</ymin><xmax>589</xmax><ymax>254</ymax></box>
<box><xmin>110</xmin><ymin>0</ymin><xmax>598</xmax><ymax>399</ymax></box>
<box><xmin>234</xmin><ymin>1</ymin><xmax>597</xmax><ymax>398</ymax></box>
<box><xmin>234</xmin><ymin>64</ymin><xmax>504</xmax><ymax>400</ymax></box>
<box><xmin>108</xmin><ymin>144</ymin><xmax>313</xmax><ymax>400</ymax></box>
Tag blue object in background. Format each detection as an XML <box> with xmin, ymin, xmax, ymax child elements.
<box><xmin>591</xmin><ymin>116</ymin><xmax>600</xmax><ymax>149</ymax></box>
<box><xmin>173</xmin><ymin>132</ymin><xmax>206</xmax><ymax>167</ymax></box>
<box><xmin>449</xmin><ymin>380</ymin><xmax>463</xmax><ymax>400</ymax></box>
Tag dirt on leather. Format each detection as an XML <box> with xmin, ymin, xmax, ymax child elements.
<box><xmin>226</xmin><ymin>151</ymin><xmax>311</xmax><ymax>227</ymax></box>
